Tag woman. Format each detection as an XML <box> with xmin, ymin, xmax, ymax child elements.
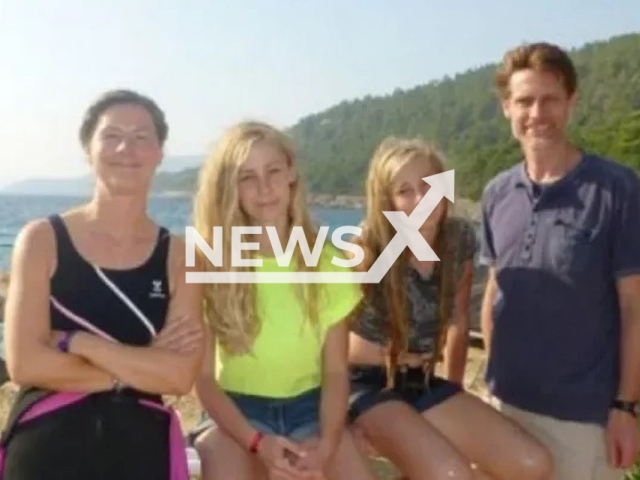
<box><xmin>192</xmin><ymin>121</ymin><xmax>375</xmax><ymax>480</ymax></box>
<box><xmin>1</xmin><ymin>90</ymin><xmax>204</xmax><ymax>480</ymax></box>
<box><xmin>347</xmin><ymin>137</ymin><xmax>554</xmax><ymax>479</ymax></box>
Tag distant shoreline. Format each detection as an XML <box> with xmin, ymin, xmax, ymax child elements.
<box><xmin>151</xmin><ymin>191</ymin><xmax>369</xmax><ymax>209</ymax></box>
<box><xmin>153</xmin><ymin>192</ymin><xmax>480</xmax><ymax>220</ymax></box>
<box><xmin>0</xmin><ymin>191</ymin><xmax>480</xmax><ymax>219</ymax></box>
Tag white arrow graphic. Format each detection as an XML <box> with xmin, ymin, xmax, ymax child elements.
<box><xmin>363</xmin><ymin>169</ymin><xmax>454</xmax><ymax>283</ymax></box>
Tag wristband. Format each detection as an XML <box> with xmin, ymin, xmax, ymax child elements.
<box><xmin>56</xmin><ymin>331</ymin><xmax>77</xmax><ymax>353</ymax></box>
<box><xmin>612</xmin><ymin>399</ymin><xmax>639</xmax><ymax>418</ymax></box>
<box><xmin>249</xmin><ymin>431</ymin><xmax>264</xmax><ymax>454</ymax></box>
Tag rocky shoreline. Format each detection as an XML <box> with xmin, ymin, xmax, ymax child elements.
<box><xmin>307</xmin><ymin>194</ymin><xmax>481</xmax><ymax>221</ymax></box>
<box><xmin>151</xmin><ymin>191</ymin><xmax>481</xmax><ymax>221</ymax></box>
<box><xmin>150</xmin><ymin>190</ymin><xmax>368</xmax><ymax>208</ymax></box>
<box><xmin>308</xmin><ymin>193</ymin><xmax>365</xmax><ymax>209</ymax></box>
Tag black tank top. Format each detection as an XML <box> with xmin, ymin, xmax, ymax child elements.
<box><xmin>0</xmin><ymin>214</ymin><xmax>172</xmax><ymax>450</ymax></box>
<box><xmin>48</xmin><ymin>214</ymin><xmax>171</xmax><ymax>345</ymax></box>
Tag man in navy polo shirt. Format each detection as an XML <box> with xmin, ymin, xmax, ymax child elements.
<box><xmin>480</xmin><ymin>42</ymin><xmax>640</xmax><ymax>479</ymax></box>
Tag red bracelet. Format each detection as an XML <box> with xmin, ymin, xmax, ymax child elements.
<box><xmin>249</xmin><ymin>431</ymin><xmax>264</xmax><ymax>454</ymax></box>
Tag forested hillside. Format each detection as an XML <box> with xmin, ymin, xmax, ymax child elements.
<box><xmin>154</xmin><ymin>33</ymin><xmax>640</xmax><ymax>200</ymax></box>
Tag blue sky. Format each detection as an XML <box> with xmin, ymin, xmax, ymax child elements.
<box><xmin>1</xmin><ymin>0</ymin><xmax>638</xmax><ymax>185</ymax></box>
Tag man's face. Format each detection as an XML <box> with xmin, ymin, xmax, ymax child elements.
<box><xmin>502</xmin><ymin>69</ymin><xmax>576</xmax><ymax>152</ymax></box>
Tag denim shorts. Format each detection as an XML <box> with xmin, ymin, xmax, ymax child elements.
<box><xmin>192</xmin><ymin>388</ymin><xmax>321</xmax><ymax>443</ymax></box>
<box><xmin>348</xmin><ymin>365</ymin><xmax>462</xmax><ymax>422</ymax></box>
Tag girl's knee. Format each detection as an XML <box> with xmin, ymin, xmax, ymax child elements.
<box><xmin>429</xmin><ymin>459</ymin><xmax>474</xmax><ymax>480</ymax></box>
<box><xmin>523</xmin><ymin>445</ymin><xmax>554</xmax><ymax>480</ymax></box>
<box><xmin>511</xmin><ymin>441</ymin><xmax>554</xmax><ymax>480</ymax></box>
<box><xmin>325</xmin><ymin>431</ymin><xmax>376</xmax><ymax>480</ymax></box>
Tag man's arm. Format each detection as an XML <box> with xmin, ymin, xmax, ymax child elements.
<box><xmin>606</xmin><ymin>171</ymin><xmax>640</xmax><ymax>469</ymax></box>
<box><xmin>480</xmin><ymin>267</ymin><xmax>497</xmax><ymax>356</ymax></box>
<box><xmin>606</xmin><ymin>274</ymin><xmax>640</xmax><ymax>469</ymax></box>
<box><xmin>615</xmin><ymin>275</ymin><xmax>640</xmax><ymax>401</ymax></box>
<box><xmin>478</xmin><ymin>183</ymin><xmax>498</xmax><ymax>356</ymax></box>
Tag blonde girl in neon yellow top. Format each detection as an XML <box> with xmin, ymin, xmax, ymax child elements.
<box><xmin>191</xmin><ymin>122</ymin><xmax>375</xmax><ymax>480</ymax></box>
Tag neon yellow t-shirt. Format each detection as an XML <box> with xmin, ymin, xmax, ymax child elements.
<box><xmin>216</xmin><ymin>245</ymin><xmax>362</xmax><ymax>398</ymax></box>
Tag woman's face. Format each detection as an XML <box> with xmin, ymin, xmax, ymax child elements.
<box><xmin>389</xmin><ymin>155</ymin><xmax>445</xmax><ymax>235</ymax></box>
<box><xmin>237</xmin><ymin>140</ymin><xmax>295</xmax><ymax>226</ymax></box>
<box><xmin>88</xmin><ymin>103</ymin><xmax>162</xmax><ymax>195</ymax></box>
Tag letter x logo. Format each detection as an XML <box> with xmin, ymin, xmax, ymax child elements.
<box><xmin>363</xmin><ymin>170</ymin><xmax>455</xmax><ymax>283</ymax></box>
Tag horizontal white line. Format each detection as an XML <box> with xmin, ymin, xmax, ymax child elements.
<box><xmin>186</xmin><ymin>271</ymin><xmax>370</xmax><ymax>284</ymax></box>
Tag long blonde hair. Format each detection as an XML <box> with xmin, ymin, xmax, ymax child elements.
<box><xmin>357</xmin><ymin>137</ymin><xmax>452</xmax><ymax>386</ymax></box>
<box><xmin>193</xmin><ymin>121</ymin><xmax>319</xmax><ymax>355</ymax></box>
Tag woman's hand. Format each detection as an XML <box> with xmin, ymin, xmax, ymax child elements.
<box><xmin>152</xmin><ymin>315</ymin><xmax>203</xmax><ymax>354</ymax></box>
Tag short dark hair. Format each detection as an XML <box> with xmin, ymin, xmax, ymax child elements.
<box><xmin>495</xmin><ymin>42</ymin><xmax>578</xmax><ymax>99</ymax></box>
<box><xmin>79</xmin><ymin>89</ymin><xmax>168</xmax><ymax>149</ymax></box>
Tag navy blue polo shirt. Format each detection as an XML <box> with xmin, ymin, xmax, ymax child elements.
<box><xmin>479</xmin><ymin>152</ymin><xmax>640</xmax><ymax>425</ymax></box>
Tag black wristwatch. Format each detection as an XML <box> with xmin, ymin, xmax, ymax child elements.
<box><xmin>611</xmin><ymin>399</ymin><xmax>639</xmax><ymax>418</ymax></box>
